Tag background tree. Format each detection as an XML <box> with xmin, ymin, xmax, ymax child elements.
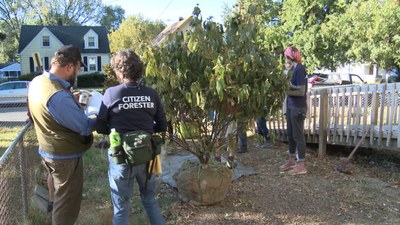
<box><xmin>108</xmin><ymin>15</ymin><xmax>165</xmax><ymax>55</ymax></box>
<box><xmin>339</xmin><ymin>0</ymin><xmax>400</xmax><ymax>74</ymax></box>
<box><xmin>105</xmin><ymin>16</ymin><xmax>164</xmax><ymax>86</ymax></box>
<box><xmin>0</xmin><ymin>32</ymin><xmax>5</xmax><ymax>41</ymax></box>
<box><xmin>99</xmin><ymin>5</ymin><xmax>125</xmax><ymax>32</ymax></box>
<box><xmin>24</xmin><ymin>0</ymin><xmax>103</xmax><ymax>25</ymax></box>
<box><xmin>0</xmin><ymin>0</ymin><xmax>28</xmax><ymax>39</ymax></box>
<box><xmin>248</xmin><ymin>0</ymin><xmax>398</xmax><ymax>75</ymax></box>
<box><xmin>277</xmin><ymin>0</ymin><xmax>354</xmax><ymax>71</ymax></box>
<box><xmin>0</xmin><ymin>0</ymin><xmax>118</xmax><ymax>63</ymax></box>
<box><xmin>143</xmin><ymin>5</ymin><xmax>285</xmax><ymax>164</ymax></box>
<box><xmin>0</xmin><ymin>20</ymin><xmax>19</xmax><ymax>62</ymax></box>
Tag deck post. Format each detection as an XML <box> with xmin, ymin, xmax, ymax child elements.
<box><xmin>318</xmin><ymin>89</ymin><xmax>328</xmax><ymax>157</ymax></box>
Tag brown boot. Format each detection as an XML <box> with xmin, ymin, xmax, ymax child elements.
<box><xmin>279</xmin><ymin>160</ymin><xmax>296</xmax><ymax>171</ymax></box>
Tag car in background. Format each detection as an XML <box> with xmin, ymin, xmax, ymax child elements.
<box><xmin>0</xmin><ymin>81</ymin><xmax>30</xmax><ymax>105</ymax></box>
<box><xmin>388</xmin><ymin>68</ymin><xmax>399</xmax><ymax>83</ymax></box>
<box><xmin>309</xmin><ymin>73</ymin><xmax>370</xmax><ymax>89</ymax></box>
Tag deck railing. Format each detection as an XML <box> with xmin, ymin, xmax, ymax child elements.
<box><xmin>268</xmin><ymin>82</ymin><xmax>400</xmax><ymax>156</ymax></box>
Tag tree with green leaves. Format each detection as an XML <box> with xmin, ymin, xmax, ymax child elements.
<box><xmin>277</xmin><ymin>0</ymin><xmax>355</xmax><ymax>71</ymax></box>
<box><xmin>99</xmin><ymin>5</ymin><xmax>125</xmax><ymax>32</ymax></box>
<box><xmin>143</xmin><ymin>4</ymin><xmax>285</xmax><ymax>164</ymax></box>
<box><xmin>0</xmin><ymin>0</ymin><xmax>28</xmax><ymax>40</ymax></box>
<box><xmin>249</xmin><ymin>0</ymin><xmax>399</xmax><ymax>75</ymax></box>
<box><xmin>0</xmin><ymin>0</ymin><xmax>118</xmax><ymax>63</ymax></box>
<box><xmin>105</xmin><ymin>16</ymin><xmax>164</xmax><ymax>86</ymax></box>
<box><xmin>24</xmin><ymin>0</ymin><xmax>103</xmax><ymax>26</ymax></box>
<box><xmin>338</xmin><ymin>0</ymin><xmax>400</xmax><ymax>73</ymax></box>
<box><xmin>0</xmin><ymin>20</ymin><xmax>19</xmax><ymax>62</ymax></box>
<box><xmin>108</xmin><ymin>15</ymin><xmax>165</xmax><ymax>55</ymax></box>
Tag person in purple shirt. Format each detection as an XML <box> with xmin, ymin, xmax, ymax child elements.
<box><xmin>95</xmin><ymin>49</ymin><xmax>167</xmax><ymax>225</ymax></box>
<box><xmin>279</xmin><ymin>46</ymin><xmax>308</xmax><ymax>175</ymax></box>
<box><xmin>28</xmin><ymin>45</ymin><xmax>96</xmax><ymax>225</ymax></box>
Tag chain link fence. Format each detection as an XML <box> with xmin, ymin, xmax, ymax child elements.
<box><xmin>0</xmin><ymin>121</ymin><xmax>40</xmax><ymax>225</ymax></box>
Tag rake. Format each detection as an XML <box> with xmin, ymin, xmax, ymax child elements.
<box><xmin>336</xmin><ymin>128</ymin><xmax>370</xmax><ymax>174</ymax></box>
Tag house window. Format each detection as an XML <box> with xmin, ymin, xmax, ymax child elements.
<box><xmin>84</xmin><ymin>30</ymin><xmax>99</xmax><ymax>49</ymax></box>
<box><xmin>88</xmin><ymin>37</ymin><xmax>95</xmax><ymax>47</ymax></box>
<box><xmin>43</xmin><ymin>36</ymin><xmax>50</xmax><ymax>46</ymax></box>
<box><xmin>368</xmin><ymin>66</ymin><xmax>373</xmax><ymax>75</ymax></box>
<box><xmin>88</xmin><ymin>57</ymin><xmax>97</xmax><ymax>71</ymax></box>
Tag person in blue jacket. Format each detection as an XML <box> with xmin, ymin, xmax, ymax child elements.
<box><xmin>279</xmin><ymin>46</ymin><xmax>308</xmax><ymax>175</ymax></box>
<box><xmin>95</xmin><ymin>49</ymin><xmax>167</xmax><ymax>225</ymax></box>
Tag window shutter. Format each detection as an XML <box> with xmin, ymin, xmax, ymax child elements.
<box><xmin>84</xmin><ymin>57</ymin><xmax>88</xmax><ymax>72</ymax></box>
<box><xmin>44</xmin><ymin>57</ymin><xmax>49</xmax><ymax>71</ymax></box>
<box><xmin>29</xmin><ymin>57</ymin><xmax>34</xmax><ymax>73</ymax></box>
<box><xmin>97</xmin><ymin>56</ymin><xmax>101</xmax><ymax>71</ymax></box>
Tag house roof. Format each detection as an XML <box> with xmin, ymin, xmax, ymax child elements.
<box><xmin>153</xmin><ymin>16</ymin><xmax>193</xmax><ymax>47</ymax></box>
<box><xmin>0</xmin><ymin>62</ymin><xmax>19</xmax><ymax>70</ymax></box>
<box><xmin>18</xmin><ymin>25</ymin><xmax>110</xmax><ymax>54</ymax></box>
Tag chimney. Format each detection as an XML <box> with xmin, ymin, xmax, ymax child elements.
<box><xmin>179</xmin><ymin>17</ymin><xmax>184</xmax><ymax>21</ymax></box>
<box><xmin>57</xmin><ymin>18</ymin><xmax>63</xmax><ymax>26</ymax></box>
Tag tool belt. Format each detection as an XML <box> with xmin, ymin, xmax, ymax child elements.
<box><xmin>122</xmin><ymin>130</ymin><xmax>163</xmax><ymax>166</ymax></box>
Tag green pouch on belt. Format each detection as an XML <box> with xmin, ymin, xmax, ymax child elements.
<box><xmin>122</xmin><ymin>130</ymin><xmax>153</xmax><ymax>166</ymax></box>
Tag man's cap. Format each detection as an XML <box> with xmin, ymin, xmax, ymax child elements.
<box><xmin>55</xmin><ymin>45</ymin><xmax>87</xmax><ymax>68</ymax></box>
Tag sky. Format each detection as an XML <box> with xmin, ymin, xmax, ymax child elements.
<box><xmin>104</xmin><ymin>0</ymin><xmax>237</xmax><ymax>24</ymax></box>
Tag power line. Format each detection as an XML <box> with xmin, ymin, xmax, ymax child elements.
<box><xmin>156</xmin><ymin>0</ymin><xmax>174</xmax><ymax>21</ymax></box>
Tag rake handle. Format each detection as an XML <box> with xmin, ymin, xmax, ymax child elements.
<box><xmin>347</xmin><ymin>128</ymin><xmax>370</xmax><ymax>160</ymax></box>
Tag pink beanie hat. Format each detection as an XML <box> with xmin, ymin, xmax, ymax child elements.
<box><xmin>284</xmin><ymin>46</ymin><xmax>302</xmax><ymax>64</ymax></box>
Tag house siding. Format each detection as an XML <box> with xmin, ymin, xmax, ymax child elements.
<box><xmin>20</xmin><ymin>28</ymin><xmax>63</xmax><ymax>75</ymax></box>
<box><xmin>19</xmin><ymin>25</ymin><xmax>110</xmax><ymax>76</ymax></box>
<box><xmin>81</xmin><ymin>53</ymin><xmax>110</xmax><ymax>74</ymax></box>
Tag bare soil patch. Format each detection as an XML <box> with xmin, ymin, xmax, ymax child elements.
<box><xmin>78</xmin><ymin>139</ymin><xmax>400</xmax><ymax>225</ymax></box>
<box><xmin>160</xmin><ymin>140</ymin><xmax>400</xmax><ymax>225</ymax></box>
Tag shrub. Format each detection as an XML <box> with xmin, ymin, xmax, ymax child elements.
<box><xmin>103</xmin><ymin>64</ymin><xmax>119</xmax><ymax>88</ymax></box>
<box><xmin>19</xmin><ymin>73</ymin><xmax>36</xmax><ymax>81</ymax></box>
<box><xmin>77</xmin><ymin>72</ymin><xmax>105</xmax><ymax>88</ymax></box>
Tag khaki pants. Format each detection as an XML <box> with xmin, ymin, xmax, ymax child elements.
<box><xmin>42</xmin><ymin>157</ymin><xmax>83</xmax><ymax>225</ymax></box>
<box><xmin>215</xmin><ymin>121</ymin><xmax>237</xmax><ymax>158</ymax></box>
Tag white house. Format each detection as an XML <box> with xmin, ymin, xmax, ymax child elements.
<box><xmin>0</xmin><ymin>62</ymin><xmax>21</xmax><ymax>79</ymax></box>
<box><xmin>18</xmin><ymin>24</ymin><xmax>110</xmax><ymax>76</ymax></box>
<box><xmin>153</xmin><ymin>16</ymin><xmax>193</xmax><ymax>47</ymax></box>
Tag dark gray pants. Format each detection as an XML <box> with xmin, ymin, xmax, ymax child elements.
<box><xmin>42</xmin><ymin>157</ymin><xmax>83</xmax><ymax>225</ymax></box>
<box><xmin>286</xmin><ymin>106</ymin><xmax>307</xmax><ymax>161</ymax></box>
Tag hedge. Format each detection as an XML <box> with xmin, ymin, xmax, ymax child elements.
<box><xmin>77</xmin><ymin>72</ymin><xmax>105</xmax><ymax>88</ymax></box>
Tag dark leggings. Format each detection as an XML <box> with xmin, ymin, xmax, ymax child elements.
<box><xmin>286</xmin><ymin>106</ymin><xmax>307</xmax><ymax>161</ymax></box>
<box><xmin>256</xmin><ymin>117</ymin><xmax>269</xmax><ymax>141</ymax></box>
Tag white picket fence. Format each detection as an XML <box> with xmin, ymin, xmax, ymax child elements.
<box><xmin>268</xmin><ymin>83</ymin><xmax>400</xmax><ymax>155</ymax></box>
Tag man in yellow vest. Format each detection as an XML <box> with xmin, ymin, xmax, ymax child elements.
<box><xmin>28</xmin><ymin>45</ymin><xmax>96</xmax><ymax>225</ymax></box>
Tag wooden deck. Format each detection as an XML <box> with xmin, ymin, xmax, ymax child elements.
<box><xmin>268</xmin><ymin>82</ymin><xmax>400</xmax><ymax>156</ymax></box>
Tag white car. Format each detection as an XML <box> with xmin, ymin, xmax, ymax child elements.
<box><xmin>0</xmin><ymin>81</ymin><xmax>30</xmax><ymax>105</ymax></box>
